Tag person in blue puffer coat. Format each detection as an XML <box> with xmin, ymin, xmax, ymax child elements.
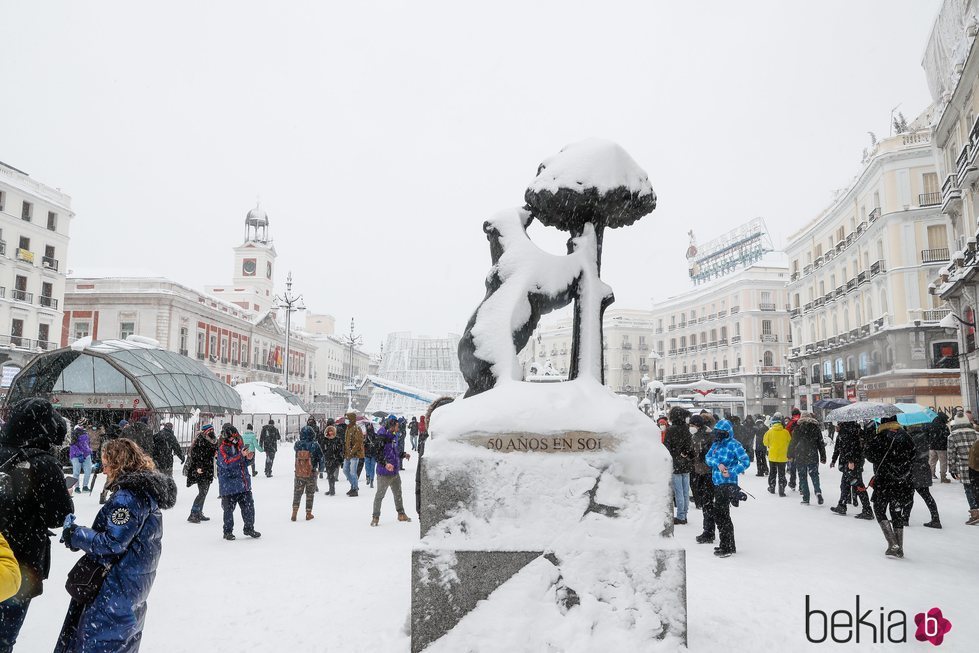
<box><xmin>56</xmin><ymin>438</ymin><xmax>177</xmax><ymax>653</ymax></box>
<box><xmin>704</xmin><ymin>419</ymin><xmax>750</xmax><ymax>558</ymax></box>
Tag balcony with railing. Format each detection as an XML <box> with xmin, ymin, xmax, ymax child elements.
<box><xmin>761</xmin><ymin>334</ymin><xmax>778</xmax><ymax>342</ymax></box>
<box><xmin>922</xmin><ymin>248</ymin><xmax>950</xmax><ymax>264</ymax></box>
<box><xmin>803</xmin><ymin>264</ymin><xmax>813</xmax><ymax>276</ymax></box>
<box><xmin>813</xmin><ymin>297</ymin><xmax>825</xmax><ymax>309</ymax></box>
<box><xmin>41</xmin><ymin>256</ymin><xmax>59</xmax><ymax>271</ymax></box>
<box><xmin>708</xmin><ymin>341</ymin><xmax>718</xmax><ymax>349</ymax></box>
<box><xmin>622</xmin><ymin>363</ymin><xmax>633</xmax><ymax>370</ymax></box>
<box><xmin>718</xmin><ymin>338</ymin><xmax>728</xmax><ymax>346</ymax></box>
<box><xmin>919</xmin><ymin>191</ymin><xmax>942</xmax><ymax>207</ymax></box>
<box><xmin>789</xmin><ymin>307</ymin><xmax>800</xmax><ymax>318</ymax></box>
<box><xmin>38</xmin><ymin>295</ymin><xmax>57</xmax><ymax>309</ymax></box>
<box><xmin>857</xmin><ymin>270</ymin><xmax>868</xmax><ymax>285</ymax></box>
<box><xmin>870</xmin><ymin>260</ymin><xmax>886</xmax><ymax>276</ymax></box>
<box><xmin>759</xmin><ymin>366</ymin><xmax>785</xmax><ymax>375</ymax></box>
<box><xmin>654</xmin><ymin>327</ymin><xmax>663</xmax><ymax>334</ymax></box>
<box><xmin>11</xmin><ymin>289</ymin><xmax>32</xmax><ymax>304</ymax></box>
<box><xmin>922</xmin><ymin>308</ymin><xmax>952</xmax><ymax>322</ymax></box>
<box><xmin>731</xmin><ymin>335</ymin><xmax>741</xmax><ymax>344</ymax></box>
<box><xmin>15</xmin><ymin>249</ymin><xmax>34</xmax><ymax>264</ymax></box>
<box><xmin>803</xmin><ymin>302</ymin><xmax>813</xmax><ymax>313</ymax></box>
<box><xmin>621</xmin><ymin>342</ymin><xmax>633</xmax><ymax>350</ymax></box>
<box><xmin>639</xmin><ymin>343</ymin><xmax>649</xmax><ymax>351</ymax></box>
<box><xmin>730</xmin><ymin>306</ymin><xmax>740</xmax><ymax>314</ymax></box>
<box><xmin>942</xmin><ymin>173</ymin><xmax>962</xmax><ymax>215</ymax></box>
<box><xmin>0</xmin><ymin>241</ymin><xmax>5</xmax><ymax>256</ymax></box>
<box><xmin>759</xmin><ymin>302</ymin><xmax>776</xmax><ymax>311</ymax></box>
<box><xmin>869</xmin><ymin>206</ymin><xmax>882</xmax><ymax>222</ymax></box>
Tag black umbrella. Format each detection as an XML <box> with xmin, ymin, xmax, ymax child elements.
<box><xmin>813</xmin><ymin>398</ymin><xmax>851</xmax><ymax>410</ymax></box>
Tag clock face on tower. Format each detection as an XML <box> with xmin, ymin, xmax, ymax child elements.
<box><xmin>242</xmin><ymin>259</ymin><xmax>257</xmax><ymax>276</ymax></box>
<box><xmin>266</xmin><ymin>262</ymin><xmax>272</xmax><ymax>279</ymax></box>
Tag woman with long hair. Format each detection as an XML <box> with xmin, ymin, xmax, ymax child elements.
<box><xmin>55</xmin><ymin>438</ymin><xmax>177</xmax><ymax>652</ymax></box>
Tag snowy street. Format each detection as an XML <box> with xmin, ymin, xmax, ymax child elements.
<box><xmin>15</xmin><ymin>449</ymin><xmax>978</xmax><ymax>652</ymax></box>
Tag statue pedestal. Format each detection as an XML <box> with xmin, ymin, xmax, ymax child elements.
<box><xmin>411</xmin><ymin>427</ymin><xmax>686</xmax><ymax>652</ymax></box>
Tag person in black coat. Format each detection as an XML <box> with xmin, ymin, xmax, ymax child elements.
<box><xmin>927</xmin><ymin>413</ymin><xmax>950</xmax><ymax>482</ymax></box>
<box><xmin>151</xmin><ymin>423</ymin><xmax>185</xmax><ymax>477</ymax></box>
<box><xmin>687</xmin><ymin>415</ymin><xmax>716</xmax><ymax>543</ymax></box>
<box><xmin>259</xmin><ymin>419</ymin><xmax>281</xmax><ymax>477</ymax></box>
<box><xmin>864</xmin><ymin>416</ymin><xmax>916</xmax><ymax>558</ymax></box>
<box><xmin>786</xmin><ymin>413</ymin><xmax>827</xmax><ymax>505</ymax></box>
<box><xmin>751</xmin><ymin>416</ymin><xmax>769</xmax><ymax>476</ymax></box>
<box><xmin>320</xmin><ymin>426</ymin><xmax>345</xmax><ymax>496</ymax></box>
<box><xmin>186</xmin><ymin>425</ymin><xmax>218</xmax><ymax>523</ymax></box>
<box><xmin>909</xmin><ymin>426</ymin><xmax>942</xmax><ymax>528</ymax></box>
<box><xmin>664</xmin><ymin>407</ymin><xmax>695</xmax><ymax>525</ymax></box>
<box><xmin>829</xmin><ymin>421</ymin><xmax>873</xmax><ymax>519</ymax></box>
<box><xmin>0</xmin><ymin>398</ymin><xmax>74</xmax><ymax>651</ymax></box>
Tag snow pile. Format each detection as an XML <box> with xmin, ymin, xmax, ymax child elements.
<box><xmin>234</xmin><ymin>382</ymin><xmax>307</xmax><ymax>415</ymax></box>
<box><xmin>527</xmin><ymin>138</ymin><xmax>655</xmax><ymax>197</ymax></box>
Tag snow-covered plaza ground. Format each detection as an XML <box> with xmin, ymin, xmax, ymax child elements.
<box><xmin>17</xmin><ymin>450</ymin><xmax>978</xmax><ymax>652</ymax></box>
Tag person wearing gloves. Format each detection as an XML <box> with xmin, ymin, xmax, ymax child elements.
<box><xmin>216</xmin><ymin>424</ymin><xmax>261</xmax><ymax>541</ymax></box>
<box><xmin>704</xmin><ymin>419</ymin><xmax>751</xmax><ymax>558</ymax></box>
<box><xmin>55</xmin><ymin>438</ymin><xmax>177</xmax><ymax>653</ymax></box>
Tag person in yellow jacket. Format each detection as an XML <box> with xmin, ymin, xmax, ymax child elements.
<box><xmin>0</xmin><ymin>532</ymin><xmax>22</xmax><ymax>603</ymax></box>
<box><xmin>764</xmin><ymin>413</ymin><xmax>792</xmax><ymax>497</ymax></box>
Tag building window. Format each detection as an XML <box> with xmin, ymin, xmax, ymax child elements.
<box><xmin>73</xmin><ymin>321</ymin><xmax>91</xmax><ymax>340</ymax></box>
<box><xmin>197</xmin><ymin>332</ymin><xmax>206</xmax><ymax>357</ymax></box>
<box><xmin>180</xmin><ymin>327</ymin><xmax>189</xmax><ymax>354</ymax></box>
<box><xmin>11</xmin><ymin>319</ymin><xmax>24</xmax><ymax>347</ymax></box>
<box><xmin>46</xmin><ymin>212</ymin><xmax>57</xmax><ymax>231</ymax></box>
<box><xmin>21</xmin><ymin>201</ymin><xmax>32</xmax><ymax>221</ymax></box>
<box><xmin>232</xmin><ymin>341</ymin><xmax>239</xmax><ymax>364</ymax></box>
<box><xmin>763</xmin><ymin>350</ymin><xmax>774</xmax><ymax>367</ymax></box>
<box><xmin>18</xmin><ymin>236</ymin><xmax>29</xmax><ymax>252</ymax></box>
<box><xmin>762</xmin><ymin>320</ymin><xmax>772</xmax><ymax>336</ymax></box>
<box><xmin>209</xmin><ymin>334</ymin><xmax>218</xmax><ymax>359</ymax></box>
<box><xmin>120</xmin><ymin>321</ymin><xmax>136</xmax><ymax>339</ymax></box>
<box><xmin>37</xmin><ymin>323</ymin><xmax>50</xmax><ymax>348</ymax></box>
<box><xmin>0</xmin><ymin>191</ymin><xmax>4</xmax><ymax>211</ymax></box>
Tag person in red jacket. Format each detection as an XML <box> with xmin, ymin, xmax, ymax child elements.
<box><xmin>785</xmin><ymin>408</ymin><xmax>802</xmax><ymax>491</ymax></box>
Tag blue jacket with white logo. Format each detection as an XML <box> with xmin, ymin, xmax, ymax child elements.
<box><xmin>57</xmin><ymin>470</ymin><xmax>177</xmax><ymax>653</ymax></box>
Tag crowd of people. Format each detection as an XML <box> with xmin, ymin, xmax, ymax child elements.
<box><xmin>0</xmin><ymin>395</ymin><xmax>441</xmax><ymax>652</ymax></box>
<box><xmin>662</xmin><ymin>405</ymin><xmax>979</xmax><ymax>560</ymax></box>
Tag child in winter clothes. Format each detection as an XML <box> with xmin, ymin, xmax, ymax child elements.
<box><xmin>292</xmin><ymin>426</ymin><xmax>324</xmax><ymax>521</ymax></box>
<box><xmin>241</xmin><ymin>424</ymin><xmax>260</xmax><ymax>477</ymax></box>
<box><xmin>216</xmin><ymin>424</ymin><xmax>261</xmax><ymax>540</ymax></box>
<box><xmin>704</xmin><ymin>419</ymin><xmax>750</xmax><ymax>558</ymax></box>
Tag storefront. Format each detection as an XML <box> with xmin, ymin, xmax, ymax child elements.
<box><xmin>857</xmin><ymin>369</ymin><xmax>963</xmax><ymax>415</ymax></box>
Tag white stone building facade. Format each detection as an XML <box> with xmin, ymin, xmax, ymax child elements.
<box><xmin>0</xmin><ymin>161</ymin><xmax>72</xmax><ymax>373</ymax></box>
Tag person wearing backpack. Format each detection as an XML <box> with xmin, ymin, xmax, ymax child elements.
<box><xmin>946</xmin><ymin>411</ymin><xmax>979</xmax><ymax>525</ymax></box>
<box><xmin>259</xmin><ymin>419</ymin><xmax>281</xmax><ymax>478</ymax></box>
<box><xmin>0</xmin><ymin>398</ymin><xmax>74</xmax><ymax>652</ymax></box>
<box><xmin>292</xmin><ymin>426</ymin><xmax>324</xmax><ymax>521</ymax></box>
<box><xmin>371</xmin><ymin>415</ymin><xmax>412</xmax><ymax>526</ymax></box>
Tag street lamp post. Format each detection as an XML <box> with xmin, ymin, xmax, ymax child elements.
<box><xmin>273</xmin><ymin>272</ymin><xmax>305</xmax><ymax>393</ymax></box>
<box><xmin>341</xmin><ymin>318</ymin><xmax>364</xmax><ymax>412</ymax></box>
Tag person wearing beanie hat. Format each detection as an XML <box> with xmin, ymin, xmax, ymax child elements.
<box><xmin>371</xmin><ymin>415</ymin><xmax>412</xmax><ymax>526</ymax></box>
<box><xmin>764</xmin><ymin>416</ymin><xmax>792</xmax><ymax>496</ymax></box>
<box><xmin>656</xmin><ymin>416</ymin><xmax>669</xmax><ymax>444</ymax></box>
<box><xmin>186</xmin><ymin>424</ymin><xmax>218</xmax><ymax>523</ymax></box>
<box><xmin>688</xmin><ymin>414</ymin><xmax>716</xmax><ymax>544</ymax></box>
<box><xmin>0</xmin><ymin>398</ymin><xmax>74</xmax><ymax>649</ymax></box>
<box><xmin>865</xmin><ymin>415</ymin><xmax>915</xmax><ymax>557</ymax></box>
<box><xmin>947</xmin><ymin>410</ymin><xmax>979</xmax><ymax>525</ymax></box>
<box><xmin>704</xmin><ymin>419</ymin><xmax>750</xmax><ymax>557</ymax></box>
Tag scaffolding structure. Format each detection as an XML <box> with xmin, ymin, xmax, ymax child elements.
<box><xmin>365</xmin><ymin>332</ymin><xmax>466</xmax><ymax>416</ymax></box>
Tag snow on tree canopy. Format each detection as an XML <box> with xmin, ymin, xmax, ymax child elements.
<box><xmin>525</xmin><ymin>138</ymin><xmax>656</xmax><ymax>233</ymax></box>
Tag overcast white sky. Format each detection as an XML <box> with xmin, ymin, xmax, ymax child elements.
<box><xmin>1</xmin><ymin>0</ymin><xmax>941</xmax><ymax>351</ymax></box>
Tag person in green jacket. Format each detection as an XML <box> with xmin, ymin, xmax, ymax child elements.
<box><xmin>241</xmin><ymin>424</ymin><xmax>261</xmax><ymax>477</ymax></box>
<box><xmin>764</xmin><ymin>413</ymin><xmax>792</xmax><ymax>497</ymax></box>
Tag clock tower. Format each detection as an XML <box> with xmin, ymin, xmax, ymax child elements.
<box><xmin>207</xmin><ymin>205</ymin><xmax>278</xmax><ymax>315</ymax></box>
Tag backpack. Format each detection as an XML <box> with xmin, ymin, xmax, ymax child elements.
<box><xmin>969</xmin><ymin>439</ymin><xmax>979</xmax><ymax>472</ymax></box>
<box><xmin>295</xmin><ymin>449</ymin><xmax>313</xmax><ymax>478</ymax></box>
